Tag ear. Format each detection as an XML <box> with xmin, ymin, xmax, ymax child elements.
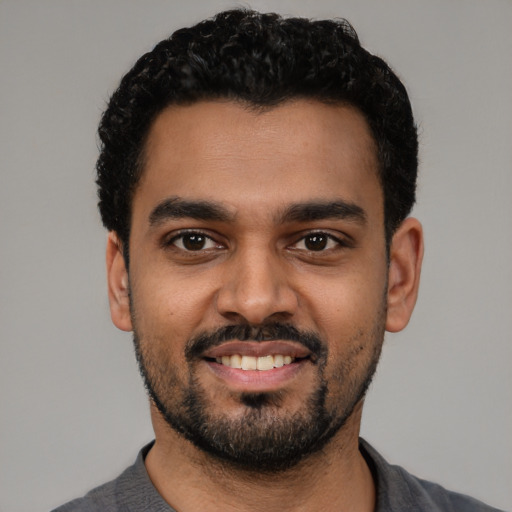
<box><xmin>386</xmin><ymin>217</ymin><xmax>424</xmax><ymax>333</ymax></box>
<box><xmin>106</xmin><ymin>232</ymin><xmax>133</xmax><ymax>332</ymax></box>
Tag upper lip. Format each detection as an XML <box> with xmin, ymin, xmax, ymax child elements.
<box><xmin>202</xmin><ymin>341</ymin><xmax>312</xmax><ymax>359</ymax></box>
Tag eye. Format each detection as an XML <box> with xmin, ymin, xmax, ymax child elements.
<box><xmin>169</xmin><ymin>232</ymin><xmax>220</xmax><ymax>251</ymax></box>
<box><xmin>292</xmin><ymin>232</ymin><xmax>342</xmax><ymax>252</ymax></box>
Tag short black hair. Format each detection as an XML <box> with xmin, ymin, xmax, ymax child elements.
<box><xmin>97</xmin><ymin>9</ymin><xmax>418</xmax><ymax>252</ymax></box>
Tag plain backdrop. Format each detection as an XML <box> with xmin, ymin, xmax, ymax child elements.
<box><xmin>1</xmin><ymin>1</ymin><xmax>511</xmax><ymax>511</ymax></box>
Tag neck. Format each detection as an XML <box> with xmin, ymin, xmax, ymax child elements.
<box><xmin>145</xmin><ymin>401</ymin><xmax>376</xmax><ymax>512</ymax></box>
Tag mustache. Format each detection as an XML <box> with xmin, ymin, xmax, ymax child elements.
<box><xmin>185</xmin><ymin>323</ymin><xmax>324</xmax><ymax>361</ymax></box>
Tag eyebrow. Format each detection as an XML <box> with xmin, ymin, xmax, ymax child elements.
<box><xmin>279</xmin><ymin>200</ymin><xmax>367</xmax><ymax>225</ymax></box>
<box><xmin>149</xmin><ymin>197</ymin><xmax>234</xmax><ymax>226</ymax></box>
<box><xmin>148</xmin><ymin>196</ymin><xmax>367</xmax><ymax>227</ymax></box>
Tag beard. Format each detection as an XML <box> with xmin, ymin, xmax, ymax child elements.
<box><xmin>132</xmin><ymin>317</ymin><xmax>385</xmax><ymax>473</ymax></box>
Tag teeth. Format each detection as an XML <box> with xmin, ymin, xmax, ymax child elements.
<box><xmin>241</xmin><ymin>355</ymin><xmax>257</xmax><ymax>370</ymax></box>
<box><xmin>215</xmin><ymin>354</ymin><xmax>296</xmax><ymax>370</ymax></box>
<box><xmin>230</xmin><ymin>354</ymin><xmax>242</xmax><ymax>369</ymax></box>
<box><xmin>256</xmin><ymin>355</ymin><xmax>274</xmax><ymax>371</ymax></box>
<box><xmin>273</xmin><ymin>354</ymin><xmax>284</xmax><ymax>368</ymax></box>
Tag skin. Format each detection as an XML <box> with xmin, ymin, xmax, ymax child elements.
<box><xmin>106</xmin><ymin>99</ymin><xmax>423</xmax><ymax>512</ymax></box>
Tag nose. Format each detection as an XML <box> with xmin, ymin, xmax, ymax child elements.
<box><xmin>215</xmin><ymin>247</ymin><xmax>299</xmax><ymax>325</ymax></box>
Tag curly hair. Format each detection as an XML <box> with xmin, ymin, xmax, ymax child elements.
<box><xmin>97</xmin><ymin>9</ymin><xmax>417</xmax><ymax>252</ymax></box>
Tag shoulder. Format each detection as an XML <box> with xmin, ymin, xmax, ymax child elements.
<box><xmin>391</xmin><ymin>462</ymin><xmax>504</xmax><ymax>512</ymax></box>
<box><xmin>53</xmin><ymin>462</ymin><xmax>137</xmax><ymax>512</ymax></box>
<box><xmin>51</xmin><ymin>477</ymin><xmax>120</xmax><ymax>512</ymax></box>
<box><xmin>359</xmin><ymin>439</ymin><xmax>505</xmax><ymax>512</ymax></box>
<box><xmin>51</xmin><ymin>442</ymin><xmax>174</xmax><ymax>512</ymax></box>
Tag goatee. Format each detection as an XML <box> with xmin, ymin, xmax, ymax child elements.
<box><xmin>132</xmin><ymin>321</ymin><xmax>383</xmax><ymax>473</ymax></box>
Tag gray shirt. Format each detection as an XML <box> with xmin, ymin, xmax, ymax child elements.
<box><xmin>52</xmin><ymin>439</ymin><xmax>505</xmax><ymax>511</ymax></box>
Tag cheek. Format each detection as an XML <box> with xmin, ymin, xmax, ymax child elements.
<box><xmin>133</xmin><ymin>262</ymin><xmax>215</xmax><ymax>321</ymax></box>
<box><xmin>302</xmin><ymin>270</ymin><xmax>387</xmax><ymax>341</ymax></box>
<box><xmin>316</xmin><ymin>279</ymin><xmax>386</xmax><ymax>395</ymax></box>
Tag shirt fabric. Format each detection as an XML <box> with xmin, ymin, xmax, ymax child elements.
<box><xmin>52</xmin><ymin>439</ymin><xmax>505</xmax><ymax>512</ymax></box>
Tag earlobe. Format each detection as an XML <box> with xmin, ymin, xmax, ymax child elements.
<box><xmin>385</xmin><ymin>217</ymin><xmax>424</xmax><ymax>333</ymax></box>
<box><xmin>106</xmin><ymin>232</ymin><xmax>133</xmax><ymax>332</ymax></box>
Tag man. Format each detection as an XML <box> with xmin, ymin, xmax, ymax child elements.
<box><xmin>54</xmin><ymin>9</ymin><xmax>503</xmax><ymax>512</ymax></box>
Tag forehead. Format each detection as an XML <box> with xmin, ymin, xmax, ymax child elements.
<box><xmin>134</xmin><ymin>99</ymin><xmax>381</xmax><ymax>225</ymax></box>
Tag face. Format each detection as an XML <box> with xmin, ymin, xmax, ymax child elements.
<box><xmin>108</xmin><ymin>100</ymin><xmax>420</xmax><ymax>471</ymax></box>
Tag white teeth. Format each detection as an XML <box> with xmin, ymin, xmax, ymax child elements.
<box><xmin>230</xmin><ymin>354</ymin><xmax>242</xmax><ymax>369</ymax></box>
<box><xmin>273</xmin><ymin>354</ymin><xmax>284</xmax><ymax>368</ymax></box>
<box><xmin>256</xmin><ymin>355</ymin><xmax>274</xmax><ymax>371</ymax></box>
<box><xmin>241</xmin><ymin>355</ymin><xmax>257</xmax><ymax>370</ymax></box>
<box><xmin>215</xmin><ymin>354</ymin><xmax>296</xmax><ymax>370</ymax></box>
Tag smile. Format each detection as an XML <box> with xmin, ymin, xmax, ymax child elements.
<box><xmin>202</xmin><ymin>340</ymin><xmax>313</xmax><ymax>390</ymax></box>
<box><xmin>215</xmin><ymin>354</ymin><xmax>295</xmax><ymax>371</ymax></box>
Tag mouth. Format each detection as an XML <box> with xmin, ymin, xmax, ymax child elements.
<box><xmin>212</xmin><ymin>353</ymin><xmax>298</xmax><ymax>371</ymax></box>
<box><xmin>201</xmin><ymin>341</ymin><xmax>314</xmax><ymax>391</ymax></box>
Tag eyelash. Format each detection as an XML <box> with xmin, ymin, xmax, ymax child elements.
<box><xmin>165</xmin><ymin>230</ymin><xmax>350</xmax><ymax>253</ymax></box>
<box><xmin>166</xmin><ymin>230</ymin><xmax>222</xmax><ymax>252</ymax></box>
<box><xmin>290</xmin><ymin>232</ymin><xmax>349</xmax><ymax>252</ymax></box>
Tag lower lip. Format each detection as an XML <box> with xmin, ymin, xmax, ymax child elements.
<box><xmin>204</xmin><ymin>359</ymin><xmax>309</xmax><ymax>392</ymax></box>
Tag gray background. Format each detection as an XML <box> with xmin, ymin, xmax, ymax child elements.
<box><xmin>1</xmin><ymin>1</ymin><xmax>511</xmax><ymax>511</ymax></box>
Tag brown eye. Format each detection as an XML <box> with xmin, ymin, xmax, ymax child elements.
<box><xmin>291</xmin><ymin>232</ymin><xmax>343</xmax><ymax>253</ymax></box>
<box><xmin>304</xmin><ymin>234</ymin><xmax>328</xmax><ymax>251</ymax></box>
<box><xmin>182</xmin><ymin>234</ymin><xmax>206</xmax><ymax>250</ymax></box>
<box><xmin>171</xmin><ymin>232</ymin><xmax>218</xmax><ymax>251</ymax></box>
